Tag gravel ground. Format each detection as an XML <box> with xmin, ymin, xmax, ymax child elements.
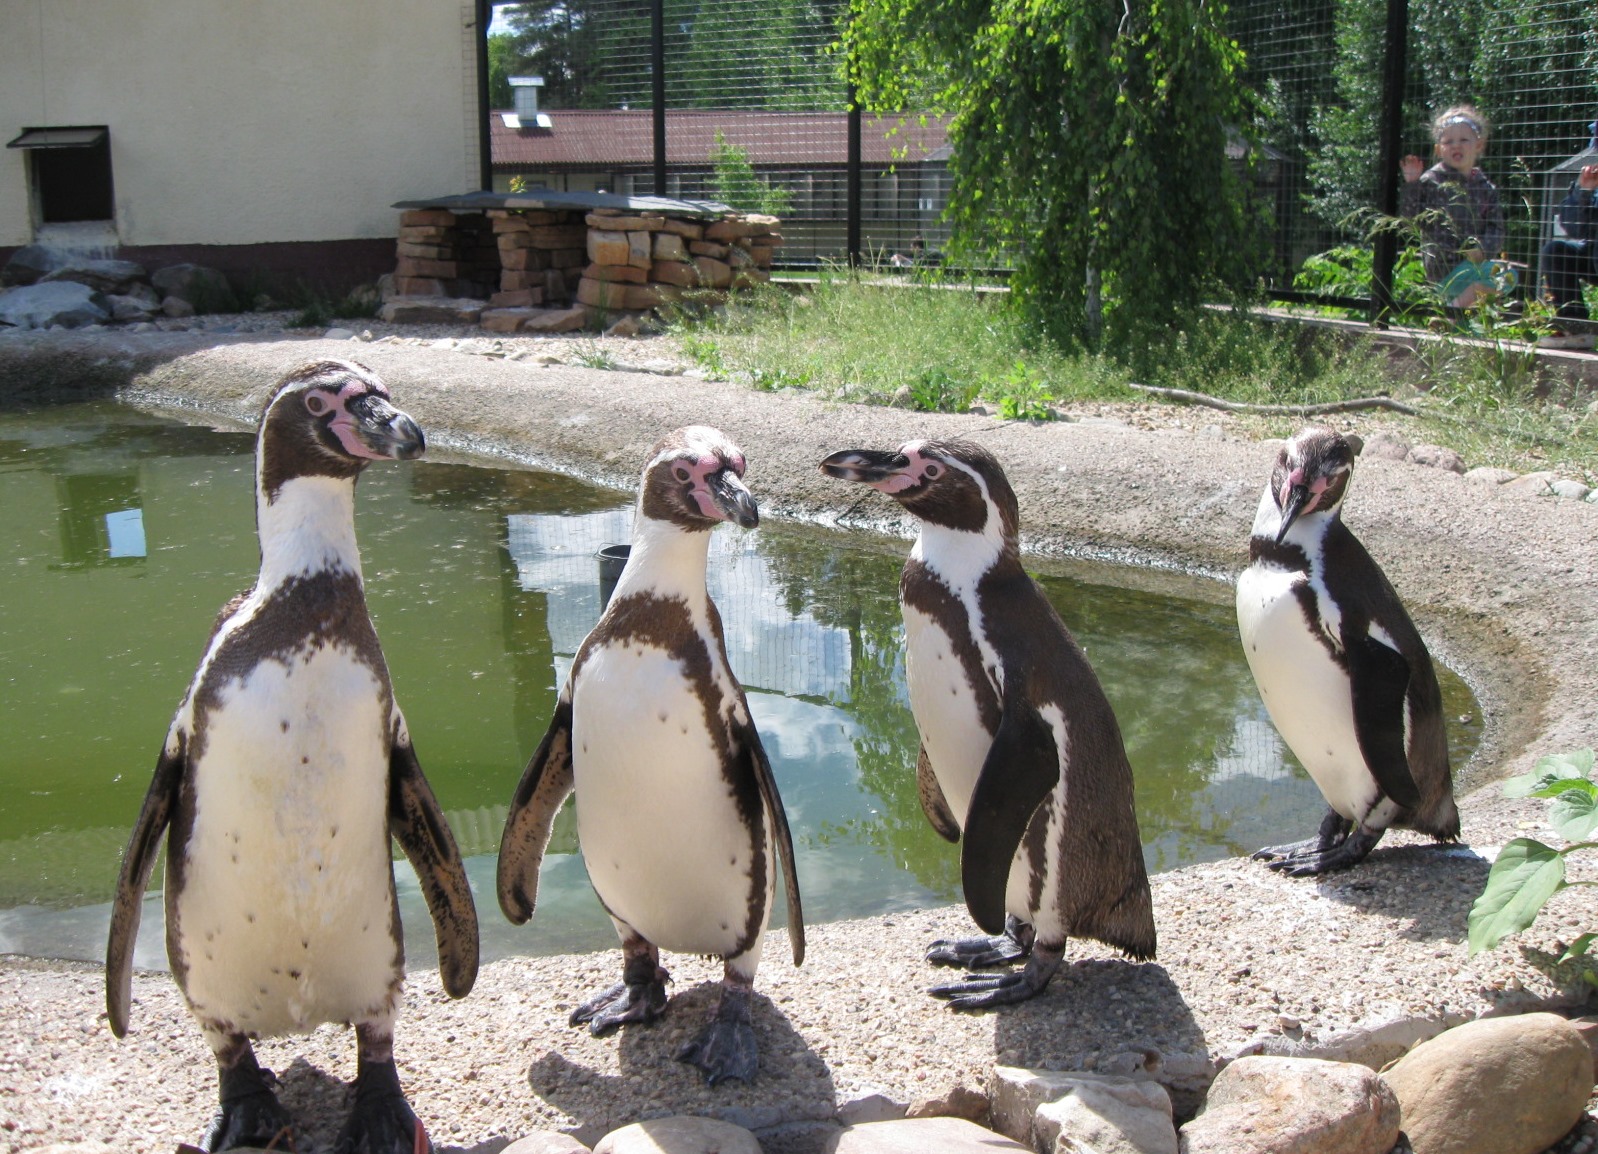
<box><xmin>1</xmin><ymin>320</ymin><xmax>1596</xmax><ymax>1152</ymax></box>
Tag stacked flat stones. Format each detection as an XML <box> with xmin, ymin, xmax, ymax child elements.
<box><xmin>394</xmin><ymin>208</ymin><xmax>505</xmax><ymax>300</ymax></box>
<box><xmin>387</xmin><ymin>206</ymin><xmax>781</xmax><ymax>334</ymax></box>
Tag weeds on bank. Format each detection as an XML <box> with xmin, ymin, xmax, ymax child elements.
<box><xmin>287</xmin><ymin>283</ymin><xmax>382</xmax><ymax>329</ymax></box>
<box><xmin>664</xmin><ymin>275</ymin><xmax>1598</xmax><ymax>480</ymax></box>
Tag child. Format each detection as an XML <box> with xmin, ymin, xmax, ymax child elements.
<box><xmin>1540</xmin><ymin>160</ymin><xmax>1598</xmax><ymax>326</ymax></box>
<box><xmin>1400</xmin><ymin>104</ymin><xmax>1507</xmax><ymax>309</ymax></box>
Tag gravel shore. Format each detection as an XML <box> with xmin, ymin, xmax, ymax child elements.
<box><xmin>1</xmin><ymin>323</ymin><xmax>1595</xmax><ymax>1152</ymax></box>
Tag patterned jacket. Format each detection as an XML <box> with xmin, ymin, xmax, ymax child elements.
<box><xmin>1400</xmin><ymin>163</ymin><xmax>1506</xmax><ymax>282</ymax></box>
<box><xmin>1554</xmin><ymin>179</ymin><xmax>1598</xmax><ymax>247</ymax></box>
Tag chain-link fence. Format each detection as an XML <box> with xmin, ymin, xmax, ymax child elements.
<box><xmin>493</xmin><ymin>0</ymin><xmax>1598</xmax><ymax>302</ymax></box>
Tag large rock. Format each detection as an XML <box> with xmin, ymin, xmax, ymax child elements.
<box><xmin>149</xmin><ymin>263</ymin><xmax>238</xmax><ymax>312</ymax></box>
<box><xmin>1</xmin><ymin>243</ymin><xmax>71</xmax><ymax>286</ymax></box>
<box><xmin>824</xmin><ymin>1116</ymin><xmax>1030</xmax><ymax>1153</ymax></box>
<box><xmin>1405</xmin><ymin>443</ymin><xmax>1466</xmax><ymax>473</ymax></box>
<box><xmin>1380</xmin><ymin>1012</ymin><xmax>1592</xmax><ymax>1154</ymax></box>
<box><xmin>1034</xmin><ymin>1077</ymin><xmax>1176</xmax><ymax>1154</ymax></box>
<box><xmin>1178</xmin><ymin>1056</ymin><xmax>1398</xmax><ymax>1154</ymax></box>
<box><xmin>993</xmin><ymin>1065</ymin><xmax>1176</xmax><ymax>1145</ymax></box>
<box><xmin>594</xmin><ymin>1115</ymin><xmax>760</xmax><ymax>1154</ymax></box>
<box><xmin>502</xmin><ymin>1134</ymin><xmax>593</xmax><ymax>1154</ymax></box>
<box><xmin>520</xmin><ymin>304</ymin><xmax>591</xmax><ymax>333</ymax></box>
<box><xmin>377</xmin><ymin>296</ymin><xmax>485</xmax><ymax>325</ymax></box>
<box><xmin>0</xmin><ymin>281</ymin><xmax>110</xmax><ymax>329</ymax></box>
<box><xmin>39</xmin><ymin>259</ymin><xmax>147</xmax><ymax>295</ymax></box>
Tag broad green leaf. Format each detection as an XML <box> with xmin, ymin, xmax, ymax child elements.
<box><xmin>1505</xmin><ymin>750</ymin><xmax>1593</xmax><ymax>798</ymax></box>
<box><xmin>1529</xmin><ymin>778</ymin><xmax>1598</xmax><ymax>802</ymax></box>
<box><xmin>1559</xmin><ymin>933</ymin><xmax>1598</xmax><ymax>963</ymax></box>
<box><xmin>1552</xmin><ymin>788</ymin><xmax>1598</xmax><ymax>843</ymax></box>
<box><xmin>1468</xmin><ymin>839</ymin><xmax>1567</xmax><ymax>955</ymax></box>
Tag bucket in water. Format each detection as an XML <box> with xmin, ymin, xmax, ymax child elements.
<box><xmin>596</xmin><ymin>543</ymin><xmax>631</xmax><ymax>608</ymax></box>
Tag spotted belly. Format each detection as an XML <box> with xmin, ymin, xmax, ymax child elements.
<box><xmin>172</xmin><ymin>646</ymin><xmax>400</xmax><ymax>1039</ymax></box>
<box><xmin>1237</xmin><ymin>565</ymin><xmax>1378</xmax><ymax>823</ymax></box>
<box><xmin>571</xmin><ymin>640</ymin><xmax>770</xmax><ymax>960</ymax></box>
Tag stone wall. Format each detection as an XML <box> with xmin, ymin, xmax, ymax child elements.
<box><xmin>387</xmin><ymin>205</ymin><xmax>782</xmax><ymax>333</ymax></box>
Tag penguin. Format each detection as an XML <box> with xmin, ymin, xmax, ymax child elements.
<box><xmin>819</xmin><ymin>438</ymin><xmax>1154</xmax><ymax>1008</ymax></box>
<box><xmin>105</xmin><ymin>360</ymin><xmax>479</xmax><ymax>1153</ymax></box>
<box><xmin>1236</xmin><ymin>425</ymin><xmax>1459</xmax><ymax>875</ymax></box>
<box><xmin>497</xmin><ymin>425</ymin><xmax>803</xmax><ymax>1085</ymax></box>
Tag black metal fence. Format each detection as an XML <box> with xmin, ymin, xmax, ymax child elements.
<box><xmin>493</xmin><ymin>0</ymin><xmax>1598</xmax><ymax>304</ymax></box>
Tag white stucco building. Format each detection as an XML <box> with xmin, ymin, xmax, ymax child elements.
<box><xmin>1</xmin><ymin>1</ymin><xmax>485</xmax><ymax>290</ymax></box>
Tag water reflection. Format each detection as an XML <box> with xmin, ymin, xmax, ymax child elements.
<box><xmin>0</xmin><ymin>404</ymin><xmax>1481</xmax><ymax>967</ymax></box>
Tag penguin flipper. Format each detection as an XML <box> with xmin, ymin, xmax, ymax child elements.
<box><xmin>961</xmin><ymin>701</ymin><xmax>1059</xmax><ymax>937</ymax></box>
<box><xmin>388</xmin><ymin>733</ymin><xmax>480</xmax><ymax>999</ymax></box>
<box><xmin>1348</xmin><ymin>631</ymin><xmax>1423</xmax><ymax>810</ymax></box>
<box><xmin>106</xmin><ymin>734</ymin><xmax>185</xmax><ymax>1038</ymax></box>
<box><xmin>496</xmin><ymin>695</ymin><xmax>575</xmax><ymax>927</ymax></box>
<box><xmin>738</xmin><ymin>716</ymin><xmax>806</xmax><ymax>966</ymax></box>
<box><xmin>916</xmin><ymin>745</ymin><xmax>961</xmax><ymax>843</ymax></box>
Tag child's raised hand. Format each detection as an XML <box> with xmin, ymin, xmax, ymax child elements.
<box><xmin>1401</xmin><ymin>155</ymin><xmax>1425</xmax><ymax>182</ymax></box>
<box><xmin>1579</xmin><ymin>164</ymin><xmax>1598</xmax><ymax>192</ymax></box>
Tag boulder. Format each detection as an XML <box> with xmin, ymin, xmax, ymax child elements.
<box><xmin>377</xmin><ymin>297</ymin><xmax>485</xmax><ymax>325</ymax></box>
<box><xmin>106</xmin><ymin>293</ymin><xmax>156</xmax><ymax>322</ymax></box>
<box><xmin>1405</xmin><ymin>443</ymin><xmax>1467</xmax><ymax>473</ymax></box>
<box><xmin>0</xmin><ymin>281</ymin><xmax>111</xmax><ymax>329</ymax></box>
<box><xmin>1380</xmin><ymin>1012</ymin><xmax>1592</xmax><ymax>1154</ymax></box>
<box><xmin>150</xmin><ymin>263</ymin><xmax>238</xmax><ymax>312</ymax></box>
<box><xmin>836</xmin><ymin>1090</ymin><xmax>909</xmax><ymax>1126</ymax></box>
<box><xmin>501</xmin><ymin>1133</ymin><xmax>592</xmax><ymax>1154</ymax></box>
<box><xmin>594</xmin><ymin>1115</ymin><xmax>760</xmax><ymax>1154</ymax></box>
<box><xmin>824</xmin><ymin>1117</ymin><xmax>1030</xmax><ymax>1153</ymax></box>
<box><xmin>1359</xmin><ymin>431</ymin><xmax>1411</xmax><ymax>461</ymax></box>
<box><xmin>39</xmin><ymin>259</ymin><xmax>147</xmax><ymax>295</ymax></box>
<box><xmin>1503</xmin><ymin>470</ymin><xmax>1559</xmax><ymax>497</ymax></box>
<box><xmin>520</xmin><ymin>305</ymin><xmax>591</xmax><ymax>333</ymax></box>
<box><xmin>1463</xmin><ymin>465</ymin><xmax>1518</xmax><ymax>484</ymax></box>
<box><xmin>1177</xmin><ymin>1056</ymin><xmax>1398</xmax><ymax>1154</ymax></box>
<box><xmin>1</xmin><ymin>243</ymin><xmax>72</xmax><ymax>286</ymax></box>
<box><xmin>1034</xmin><ymin>1077</ymin><xmax>1176</xmax><ymax>1154</ymax></box>
<box><xmin>1550</xmin><ymin>478</ymin><xmax>1591</xmax><ymax>500</ymax></box>
<box><xmin>906</xmin><ymin>1085</ymin><xmax>990</xmax><ymax>1124</ymax></box>
<box><xmin>993</xmin><ymin>1066</ymin><xmax>1169</xmax><ymax>1144</ymax></box>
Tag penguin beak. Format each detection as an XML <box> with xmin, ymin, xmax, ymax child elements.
<box><xmin>1275</xmin><ymin>484</ymin><xmax>1310</xmax><ymax>544</ymax></box>
<box><xmin>343</xmin><ymin>394</ymin><xmax>426</xmax><ymax>461</ymax></box>
<box><xmin>818</xmin><ymin>448</ymin><xmax>912</xmax><ymax>485</ymax></box>
<box><xmin>706</xmin><ymin>467</ymin><xmax>759</xmax><ymax>529</ymax></box>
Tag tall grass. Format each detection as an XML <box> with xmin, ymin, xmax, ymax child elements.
<box><xmin>662</xmin><ymin>273</ymin><xmax>1598</xmax><ymax>482</ymax></box>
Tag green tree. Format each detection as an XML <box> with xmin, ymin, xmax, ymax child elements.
<box><xmin>843</xmin><ymin>0</ymin><xmax>1261</xmax><ymax>354</ymax></box>
<box><xmin>488</xmin><ymin>32</ymin><xmax>518</xmax><ymax>110</ymax></box>
<box><xmin>709</xmin><ymin>132</ymin><xmax>794</xmax><ymax>214</ymax></box>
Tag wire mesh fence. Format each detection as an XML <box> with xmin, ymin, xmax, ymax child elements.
<box><xmin>492</xmin><ymin>0</ymin><xmax>1598</xmax><ymax>304</ymax></box>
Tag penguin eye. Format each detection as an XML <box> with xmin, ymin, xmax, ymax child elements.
<box><xmin>673</xmin><ymin>464</ymin><xmax>692</xmax><ymax>482</ymax></box>
<box><xmin>924</xmin><ymin>463</ymin><xmax>942</xmax><ymax>479</ymax></box>
<box><xmin>304</xmin><ymin>393</ymin><xmax>328</xmax><ymax>416</ymax></box>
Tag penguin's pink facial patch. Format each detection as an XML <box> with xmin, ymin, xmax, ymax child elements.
<box><xmin>317</xmin><ymin>385</ymin><xmax>390</xmax><ymax>460</ymax></box>
<box><xmin>684</xmin><ymin>456</ymin><xmax>729</xmax><ymax>519</ymax></box>
<box><xmin>870</xmin><ymin>449</ymin><xmax>934</xmax><ymax>494</ymax></box>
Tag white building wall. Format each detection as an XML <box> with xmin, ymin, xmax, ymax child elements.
<box><xmin>0</xmin><ymin>0</ymin><xmax>480</xmax><ymax>248</ymax></box>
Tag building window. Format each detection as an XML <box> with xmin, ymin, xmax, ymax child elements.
<box><xmin>6</xmin><ymin>126</ymin><xmax>115</xmax><ymax>224</ymax></box>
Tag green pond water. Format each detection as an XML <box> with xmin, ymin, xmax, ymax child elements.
<box><xmin>0</xmin><ymin>402</ymin><xmax>1481</xmax><ymax>969</ymax></box>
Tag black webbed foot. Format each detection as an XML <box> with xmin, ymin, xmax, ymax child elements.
<box><xmin>332</xmin><ymin>1057</ymin><xmax>430</xmax><ymax>1154</ymax></box>
<box><xmin>204</xmin><ymin>1051</ymin><xmax>294</xmax><ymax>1152</ymax></box>
<box><xmin>926</xmin><ymin>914</ymin><xmax>1034</xmax><ymax>969</ymax></box>
<box><xmin>1253</xmin><ymin>809</ymin><xmax>1356</xmax><ymax>868</ymax></box>
<box><xmin>569</xmin><ymin>970</ymin><xmax>669</xmax><ymax>1035</ymax></box>
<box><xmin>928</xmin><ymin>942</ymin><xmax>1062</xmax><ymax>1009</ymax></box>
<box><xmin>1265</xmin><ymin>827</ymin><xmax>1383</xmax><ymax>876</ymax></box>
<box><xmin>675</xmin><ymin>984</ymin><xmax>757</xmax><ymax>1086</ymax></box>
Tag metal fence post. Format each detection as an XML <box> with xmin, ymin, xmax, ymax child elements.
<box><xmin>1370</xmin><ymin>0</ymin><xmax>1409</xmax><ymax>327</ymax></box>
<box><xmin>652</xmin><ymin>0</ymin><xmax>666</xmax><ymax>195</ymax></box>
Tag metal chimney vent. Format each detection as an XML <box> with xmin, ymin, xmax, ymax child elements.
<box><xmin>509</xmin><ymin>76</ymin><xmax>545</xmax><ymax>122</ymax></box>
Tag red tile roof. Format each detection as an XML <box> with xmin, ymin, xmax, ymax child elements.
<box><xmin>491</xmin><ymin>108</ymin><xmax>951</xmax><ymax>170</ymax></box>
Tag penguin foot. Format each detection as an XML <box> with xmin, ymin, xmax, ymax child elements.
<box><xmin>1250</xmin><ymin>836</ymin><xmax>1323</xmax><ymax>862</ymax></box>
<box><xmin>928</xmin><ymin>944</ymin><xmax>1063</xmax><ymax>1009</ymax></box>
<box><xmin>926</xmin><ymin>915</ymin><xmax>1034</xmax><ymax>970</ymax></box>
<box><xmin>1264</xmin><ymin>828</ymin><xmax>1383</xmax><ymax>876</ymax></box>
<box><xmin>569</xmin><ymin>974</ymin><xmax>669</xmax><ymax>1035</ymax></box>
<box><xmin>332</xmin><ymin>1058</ymin><xmax>431</xmax><ymax>1154</ymax></box>
<box><xmin>675</xmin><ymin>986</ymin><xmax>757</xmax><ymax>1086</ymax></box>
<box><xmin>204</xmin><ymin>1053</ymin><xmax>293</xmax><ymax>1152</ymax></box>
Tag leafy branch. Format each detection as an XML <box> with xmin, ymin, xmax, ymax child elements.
<box><xmin>1469</xmin><ymin>749</ymin><xmax>1598</xmax><ymax>976</ymax></box>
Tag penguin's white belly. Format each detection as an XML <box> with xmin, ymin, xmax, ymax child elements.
<box><xmin>905</xmin><ymin>605</ymin><xmax>1044</xmax><ymax>923</ymax></box>
<box><xmin>175</xmin><ymin>646</ymin><xmax>399</xmax><ymax>1037</ymax></box>
<box><xmin>1237</xmin><ymin>566</ymin><xmax>1375</xmax><ymax>822</ymax></box>
<box><xmin>903</xmin><ymin>605</ymin><xmax>993</xmax><ymax>828</ymax></box>
<box><xmin>572</xmin><ymin>642</ymin><xmax>769</xmax><ymax>959</ymax></box>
